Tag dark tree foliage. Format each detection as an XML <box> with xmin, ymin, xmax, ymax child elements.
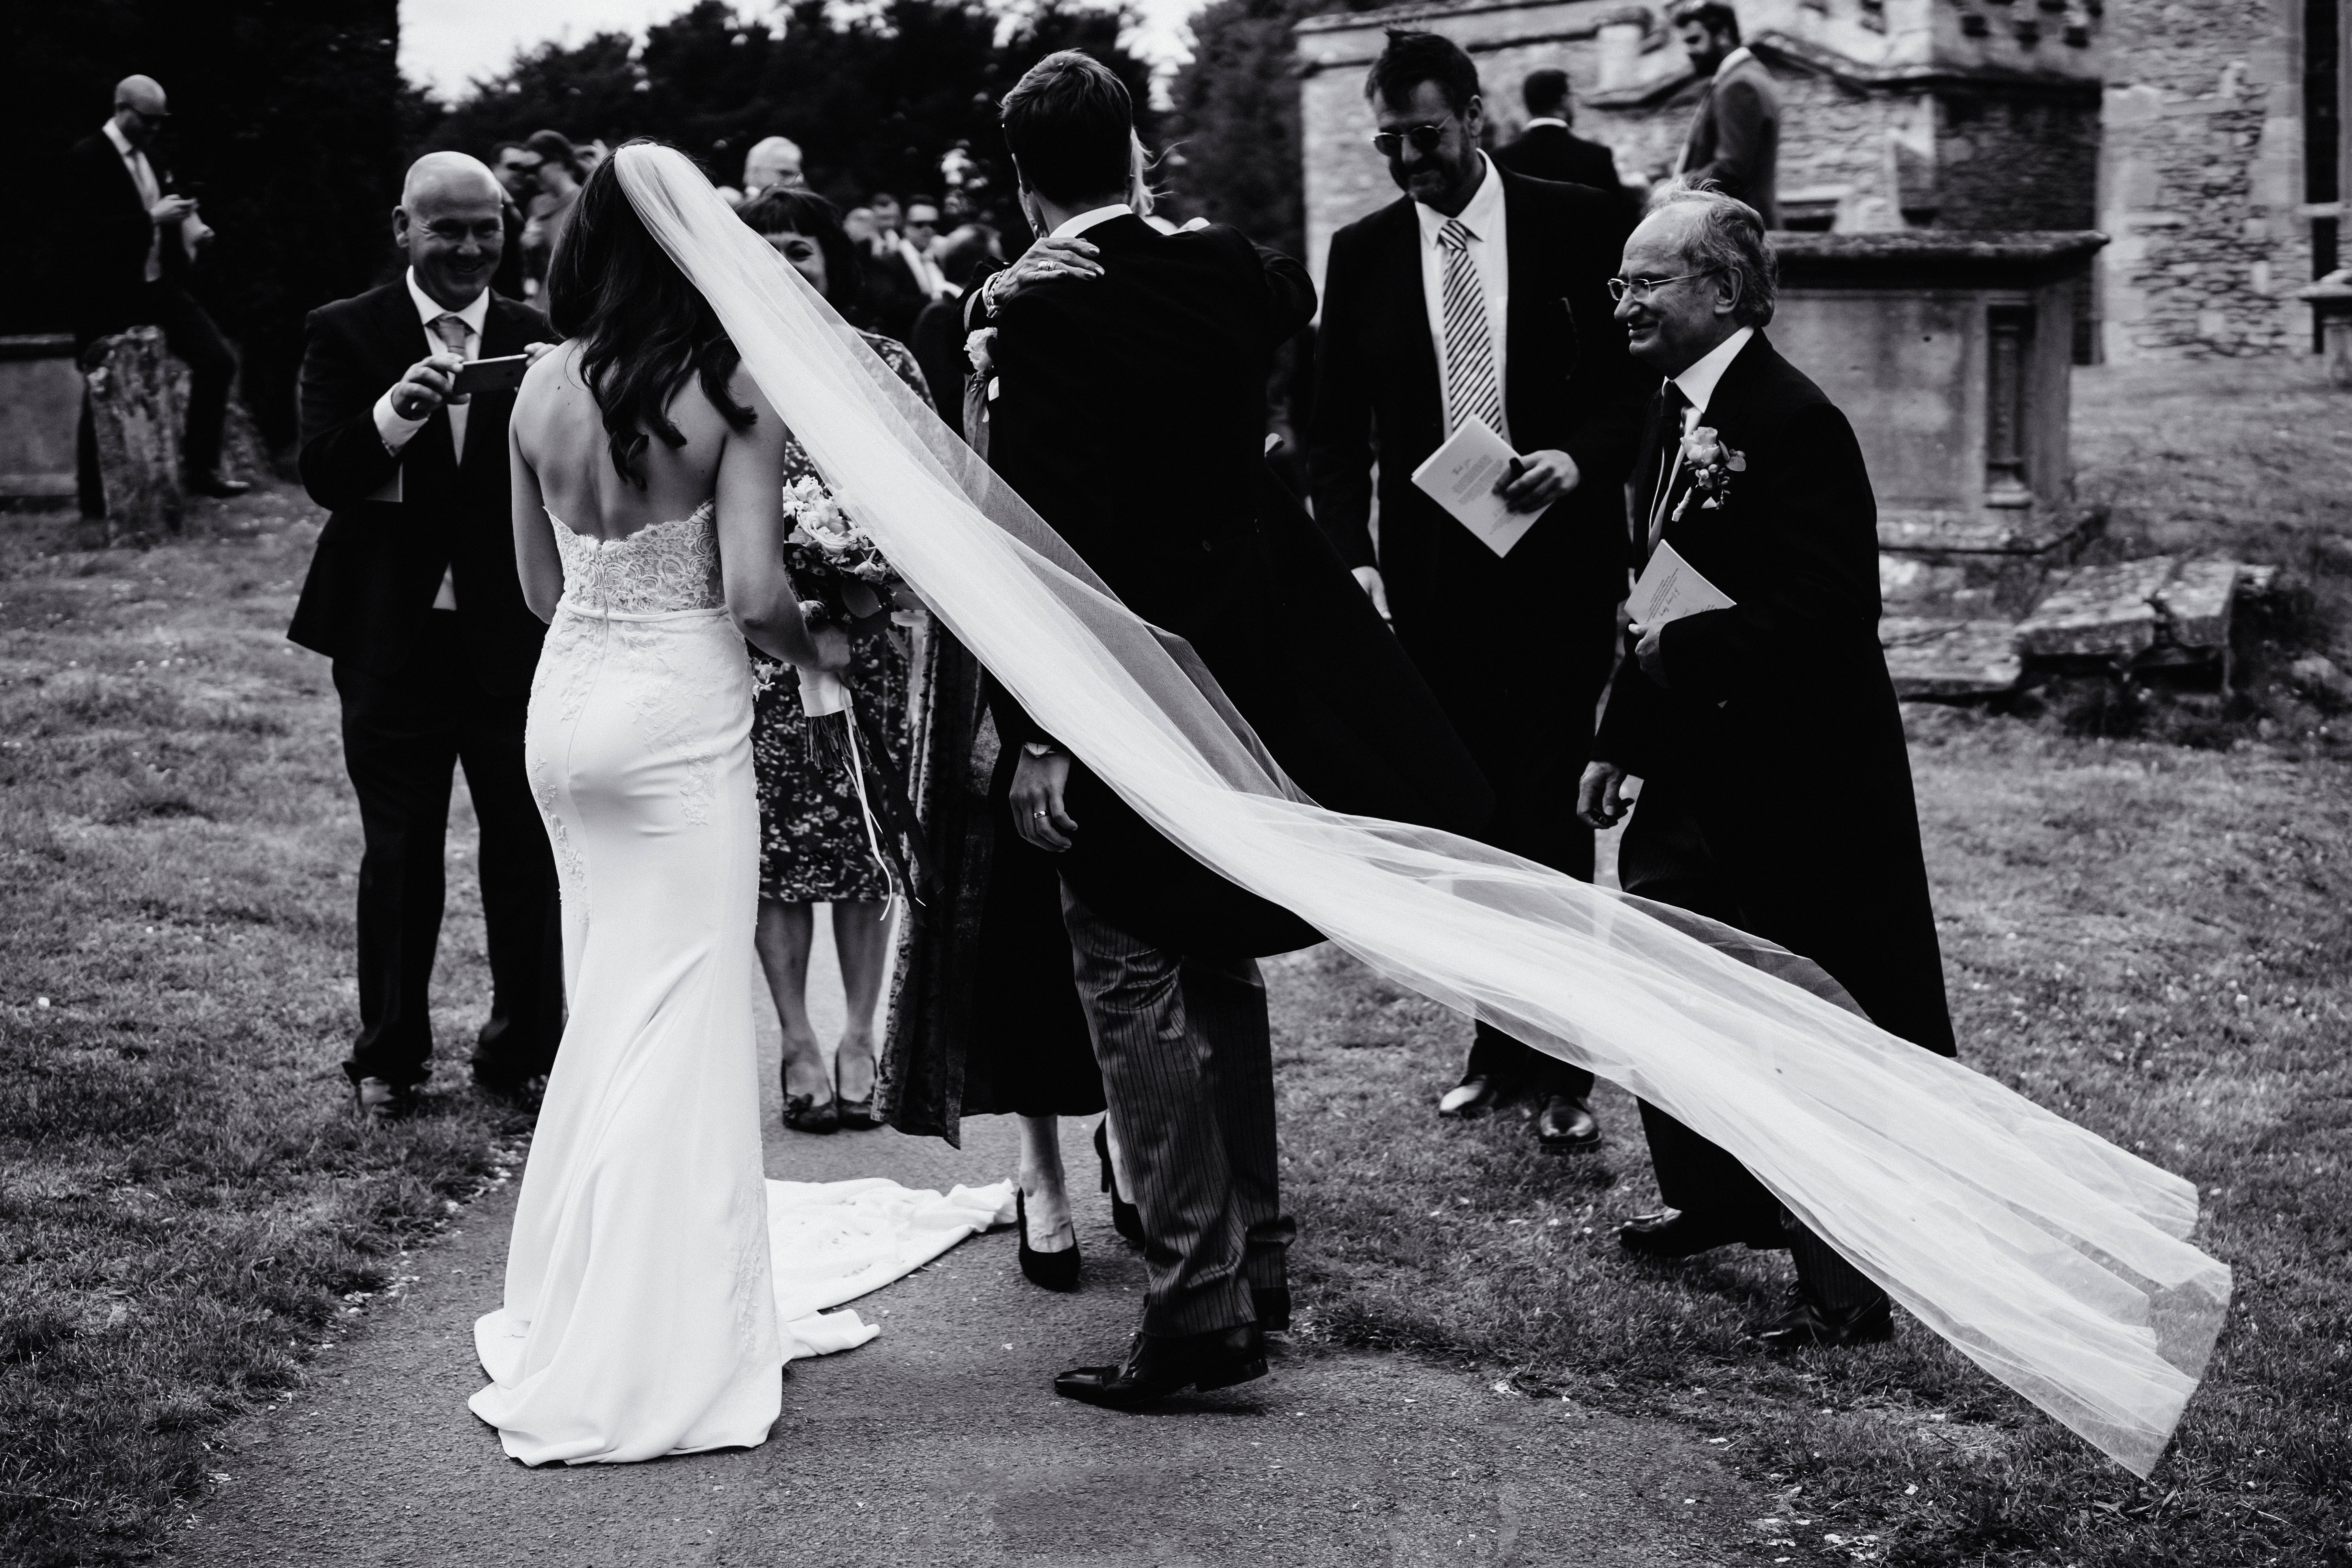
<box><xmin>418</xmin><ymin>0</ymin><xmax>1154</xmax><ymax>240</ymax></box>
<box><xmin>1160</xmin><ymin>0</ymin><xmax>1389</xmax><ymax>260</ymax></box>
<box><xmin>8</xmin><ymin>0</ymin><xmax>407</xmax><ymax>447</ymax></box>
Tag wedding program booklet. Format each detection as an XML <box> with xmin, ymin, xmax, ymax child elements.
<box><xmin>1628</xmin><ymin>541</ymin><xmax>1737</xmax><ymax>626</ymax></box>
<box><xmin>1409</xmin><ymin>415</ymin><xmax>1537</xmax><ymax>557</ymax></box>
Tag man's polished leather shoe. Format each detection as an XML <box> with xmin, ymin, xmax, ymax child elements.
<box><xmin>1757</xmin><ymin>1288</ymin><xmax>1894</xmax><ymax>1353</ymax></box>
<box><xmin>1253</xmin><ymin>1286</ymin><xmax>1290</xmax><ymax>1332</ymax></box>
<box><xmin>352</xmin><ymin>1076</ymin><xmax>418</xmax><ymax>1121</ymax></box>
<box><xmin>1437</xmin><ymin>1074</ymin><xmax>1509</xmax><ymax>1120</ymax></box>
<box><xmin>1054</xmin><ymin>1324</ymin><xmax>1267</xmax><ymax>1408</ymax></box>
<box><xmin>1617</xmin><ymin>1208</ymin><xmax>1747</xmax><ymax>1260</ymax></box>
<box><xmin>1534</xmin><ymin>1093</ymin><xmax>1600</xmax><ymax>1152</ymax></box>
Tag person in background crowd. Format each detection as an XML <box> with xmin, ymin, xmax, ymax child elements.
<box><xmin>1493</xmin><ymin>68</ymin><xmax>1637</xmax><ymax>229</ymax></box>
<box><xmin>1669</xmin><ymin>1</ymin><xmax>1780</xmax><ymax>227</ymax></box>
<box><xmin>867</xmin><ymin>192</ymin><xmax>904</xmax><ymax>253</ymax></box>
<box><xmin>1307</xmin><ymin>30</ymin><xmax>1642</xmax><ymax>1156</ymax></box>
<box><xmin>866</xmin><ymin>194</ymin><xmax>954</xmax><ymax>343</ymax></box>
<box><xmin>741</xmin><ymin>135</ymin><xmax>806</xmax><ymax>201</ymax></box>
<box><xmin>487</xmin><ymin>141</ymin><xmax>538</xmax><ymax>302</ymax></box>
<box><xmin>519</xmin><ymin>129</ymin><xmax>585</xmax><ymax>294</ymax></box>
<box><xmin>65</xmin><ymin>74</ymin><xmax>247</xmax><ymax>504</ymax></box>
<box><xmin>908</xmin><ymin>224</ymin><xmax>1000</xmax><ymax>436</ymax></box>
<box><xmin>286</xmin><ymin>152</ymin><xmax>564</xmax><ymax>1119</ymax></box>
<box><xmin>844</xmin><ymin>206</ymin><xmax>878</xmax><ymax>248</ymax></box>
<box><xmin>731</xmin><ymin>188</ymin><xmax>932</xmax><ymax>1134</ymax></box>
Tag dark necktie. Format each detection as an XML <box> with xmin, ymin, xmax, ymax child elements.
<box><xmin>1645</xmin><ymin>382</ymin><xmax>1691</xmax><ymax>556</ymax></box>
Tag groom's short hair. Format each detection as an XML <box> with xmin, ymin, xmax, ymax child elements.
<box><xmin>1000</xmin><ymin>51</ymin><xmax>1134</xmax><ymax>204</ymax></box>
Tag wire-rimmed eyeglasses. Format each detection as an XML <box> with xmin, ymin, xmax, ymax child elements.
<box><xmin>1606</xmin><ymin>271</ymin><xmax>1714</xmax><ymax>303</ymax></box>
<box><xmin>1369</xmin><ymin>123</ymin><xmax>1450</xmax><ymax>158</ymax></box>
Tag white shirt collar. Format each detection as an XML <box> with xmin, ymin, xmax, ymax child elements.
<box><xmin>1713</xmin><ymin>45</ymin><xmax>1756</xmax><ymax>78</ymax></box>
<box><xmin>1413</xmin><ymin>152</ymin><xmax>1504</xmax><ymax>243</ymax></box>
<box><xmin>1522</xmin><ymin>117</ymin><xmax>1569</xmax><ymax>131</ymax></box>
<box><xmin>102</xmin><ymin>119</ymin><xmax>142</xmax><ymax>161</ymax></box>
<box><xmin>1671</xmin><ymin>325</ymin><xmax>1755</xmax><ymax>417</ymax></box>
<box><xmin>1051</xmin><ymin>203</ymin><xmax>1134</xmax><ymax>240</ymax></box>
<box><xmin>404</xmin><ymin>267</ymin><xmax>491</xmax><ymax>338</ymax></box>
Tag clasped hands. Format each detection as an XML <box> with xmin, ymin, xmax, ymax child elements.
<box><xmin>391</xmin><ymin>340</ymin><xmax>556</xmax><ymax>420</ymax></box>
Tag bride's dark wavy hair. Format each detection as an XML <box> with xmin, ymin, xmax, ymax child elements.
<box><xmin>544</xmin><ymin>140</ymin><xmax>755</xmax><ymax>489</ymax></box>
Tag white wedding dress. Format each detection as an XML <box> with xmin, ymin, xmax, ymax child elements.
<box><xmin>468</xmin><ymin>505</ymin><xmax>1013</xmax><ymax>1466</ymax></box>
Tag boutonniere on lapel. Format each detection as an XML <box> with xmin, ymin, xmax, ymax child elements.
<box><xmin>1672</xmin><ymin>426</ymin><xmax>1747</xmax><ymax>521</ymax></box>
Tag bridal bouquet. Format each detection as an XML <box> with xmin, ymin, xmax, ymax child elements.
<box><xmin>776</xmin><ymin>474</ymin><xmax>936</xmax><ymax>910</ymax></box>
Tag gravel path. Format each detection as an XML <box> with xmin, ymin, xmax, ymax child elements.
<box><xmin>170</xmin><ymin>918</ymin><xmax>1767</xmax><ymax>1567</ymax></box>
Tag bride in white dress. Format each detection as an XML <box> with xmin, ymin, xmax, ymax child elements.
<box><xmin>469</xmin><ymin>155</ymin><xmax>851</xmax><ymax>1466</ymax></box>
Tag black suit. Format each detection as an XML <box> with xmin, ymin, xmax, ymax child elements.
<box><xmin>1595</xmin><ymin>331</ymin><xmax>1951</xmax><ymax>1296</ymax></box>
<box><xmin>1309</xmin><ymin>162</ymin><xmax>1642</xmax><ymax>1104</ymax></box>
<box><xmin>1492</xmin><ymin>123</ymin><xmax>1635</xmax><ymax>229</ymax></box>
<box><xmin>64</xmin><ymin>129</ymin><xmax>238</xmax><ymax>503</ymax></box>
<box><xmin>289</xmin><ymin>281</ymin><xmax>564</xmax><ymax>1091</ymax></box>
<box><xmin>978</xmin><ymin>216</ymin><xmax>1488</xmax><ymax>1337</ymax></box>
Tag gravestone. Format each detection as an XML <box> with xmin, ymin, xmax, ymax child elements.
<box><xmin>82</xmin><ymin>326</ymin><xmax>184</xmax><ymax>541</ymax></box>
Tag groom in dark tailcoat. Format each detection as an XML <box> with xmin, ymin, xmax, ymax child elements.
<box><xmin>1308</xmin><ymin>30</ymin><xmax>1642</xmax><ymax>1154</ymax></box>
<box><xmin>1580</xmin><ymin>187</ymin><xmax>1953</xmax><ymax>1349</ymax></box>
<box><xmin>972</xmin><ymin>51</ymin><xmax>1491</xmax><ymax>1406</ymax></box>
<box><xmin>289</xmin><ymin>153</ymin><xmax>563</xmax><ymax>1119</ymax></box>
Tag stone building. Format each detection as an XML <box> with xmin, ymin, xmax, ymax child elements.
<box><xmin>1293</xmin><ymin>0</ymin><xmax>2352</xmax><ymax>362</ymax></box>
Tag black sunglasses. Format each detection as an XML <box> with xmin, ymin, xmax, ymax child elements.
<box><xmin>1369</xmin><ymin>122</ymin><xmax>1450</xmax><ymax>158</ymax></box>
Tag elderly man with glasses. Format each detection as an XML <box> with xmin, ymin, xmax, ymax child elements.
<box><xmin>65</xmin><ymin>74</ymin><xmax>247</xmax><ymax>506</ymax></box>
<box><xmin>1307</xmin><ymin>28</ymin><xmax>1643</xmax><ymax>1161</ymax></box>
<box><xmin>1581</xmin><ymin>186</ymin><xmax>1954</xmax><ymax>1351</ymax></box>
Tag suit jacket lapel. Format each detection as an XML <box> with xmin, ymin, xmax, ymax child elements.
<box><xmin>1379</xmin><ymin>202</ymin><xmax>1443</xmax><ymax>442</ymax></box>
<box><xmin>1498</xmin><ymin>169</ymin><xmax>1556</xmax><ymax>435</ymax></box>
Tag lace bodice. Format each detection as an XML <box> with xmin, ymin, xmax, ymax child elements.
<box><xmin>549</xmin><ymin>502</ymin><xmax>725</xmax><ymax>614</ymax></box>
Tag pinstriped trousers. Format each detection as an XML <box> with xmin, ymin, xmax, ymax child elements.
<box><xmin>1061</xmin><ymin>884</ymin><xmax>1295</xmax><ymax>1338</ymax></box>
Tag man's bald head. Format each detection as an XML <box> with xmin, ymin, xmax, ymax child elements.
<box><xmin>396</xmin><ymin>153</ymin><xmax>509</xmax><ymax>311</ymax></box>
<box><xmin>743</xmin><ymin>136</ymin><xmax>804</xmax><ymax>196</ymax></box>
<box><xmin>111</xmin><ymin>75</ymin><xmax>170</xmax><ymax>149</ymax></box>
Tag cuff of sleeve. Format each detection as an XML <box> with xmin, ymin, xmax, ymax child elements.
<box><xmin>372</xmin><ymin>389</ymin><xmax>427</xmax><ymax>456</ymax></box>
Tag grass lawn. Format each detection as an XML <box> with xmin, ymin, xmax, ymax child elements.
<box><xmin>0</xmin><ymin>491</ymin><xmax>524</xmax><ymax>1567</ymax></box>
<box><xmin>0</xmin><ymin>356</ymin><xmax>2346</xmax><ymax>1566</ymax></box>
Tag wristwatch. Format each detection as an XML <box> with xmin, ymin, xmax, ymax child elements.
<box><xmin>1020</xmin><ymin>740</ymin><xmax>1062</xmax><ymax>759</ymax></box>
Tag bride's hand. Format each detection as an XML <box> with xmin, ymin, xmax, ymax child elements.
<box><xmin>809</xmin><ymin>621</ymin><xmax>853</xmax><ymax>672</ymax></box>
<box><xmin>987</xmin><ymin>238</ymin><xmax>1103</xmax><ymax>309</ymax></box>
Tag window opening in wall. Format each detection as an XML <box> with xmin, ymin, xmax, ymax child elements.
<box><xmin>2305</xmin><ymin>0</ymin><xmax>2344</xmax><ymax>350</ymax></box>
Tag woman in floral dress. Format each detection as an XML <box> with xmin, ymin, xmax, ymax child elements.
<box><xmin>736</xmin><ymin>189</ymin><xmax>930</xmax><ymax>1132</ymax></box>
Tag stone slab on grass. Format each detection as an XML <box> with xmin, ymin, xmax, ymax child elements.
<box><xmin>1883</xmin><ymin>617</ymin><xmax>2025</xmax><ymax>698</ymax></box>
<box><xmin>2013</xmin><ymin>556</ymin><xmax>2179</xmax><ymax>661</ymax></box>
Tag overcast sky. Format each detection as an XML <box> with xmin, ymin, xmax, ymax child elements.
<box><xmin>398</xmin><ymin>0</ymin><xmax>1198</xmax><ymax>100</ymax></box>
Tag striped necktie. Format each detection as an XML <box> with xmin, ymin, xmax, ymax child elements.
<box><xmin>1437</xmin><ymin>219</ymin><xmax>1504</xmax><ymax>437</ymax></box>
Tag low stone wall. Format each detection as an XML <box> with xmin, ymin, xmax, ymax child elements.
<box><xmin>0</xmin><ymin>335</ymin><xmax>83</xmax><ymax>505</ymax></box>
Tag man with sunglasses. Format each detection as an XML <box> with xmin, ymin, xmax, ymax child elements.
<box><xmin>1308</xmin><ymin>29</ymin><xmax>1642</xmax><ymax>1159</ymax></box>
<box><xmin>65</xmin><ymin>74</ymin><xmax>247</xmax><ymax>506</ymax></box>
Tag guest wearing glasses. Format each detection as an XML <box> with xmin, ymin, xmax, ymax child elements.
<box><xmin>1307</xmin><ymin>28</ymin><xmax>1642</xmax><ymax>1156</ymax></box>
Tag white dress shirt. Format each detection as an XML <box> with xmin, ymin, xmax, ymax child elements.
<box><xmin>1413</xmin><ymin>153</ymin><xmax>1511</xmax><ymax>443</ymax></box>
<box><xmin>1049</xmin><ymin>202</ymin><xmax>1135</xmax><ymax>240</ymax></box>
<box><xmin>895</xmin><ymin>236</ymin><xmax>954</xmax><ymax>300</ymax></box>
<box><xmin>369</xmin><ymin>269</ymin><xmax>492</xmax><ymax>609</ymax></box>
<box><xmin>1521</xmin><ymin>116</ymin><xmax>1569</xmax><ymax>132</ymax></box>
<box><xmin>101</xmin><ymin>119</ymin><xmax>164</xmax><ymax>283</ymax></box>
<box><xmin>1670</xmin><ymin>323</ymin><xmax>1755</xmax><ymax>433</ymax></box>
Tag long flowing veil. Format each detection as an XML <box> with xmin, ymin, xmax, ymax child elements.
<box><xmin>612</xmin><ymin>144</ymin><xmax>2227</xmax><ymax>1476</ymax></box>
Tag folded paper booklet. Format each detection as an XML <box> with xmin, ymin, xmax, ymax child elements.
<box><xmin>1409</xmin><ymin>415</ymin><xmax>1537</xmax><ymax>557</ymax></box>
<box><xmin>1628</xmin><ymin>541</ymin><xmax>1737</xmax><ymax>627</ymax></box>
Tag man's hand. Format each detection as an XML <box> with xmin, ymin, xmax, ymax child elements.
<box><xmin>149</xmin><ymin>194</ymin><xmax>198</xmax><ymax>226</ymax></box>
<box><xmin>1009</xmin><ymin>750</ymin><xmax>1079</xmax><ymax>853</ymax></box>
<box><xmin>1352</xmin><ymin>565</ymin><xmax>1392</xmax><ymax>624</ymax></box>
<box><xmin>988</xmin><ymin>237</ymin><xmax>1104</xmax><ymax>309</ymax></box>
<box><xmin>1630</xmin><ymin>619</ymin><xmax>1669</xmax><ymax>687</ymax></box>
<box><xmin>521</xmin><ymin>341</ymin><xmax>557</xmax><ymax>365</ymax></box>
<box><xmin>389</xmin><ymin>353</ymin><xmax>464</xmax><ymax>421</ymax></box>
<box><xmin>1577</xmin><ymin>761</ymin><xmax>1633</xmax><ymax>830</ymax></box>
<box><xmin>1495</xmin><ymin>449</ymin><xmax>1580</xmax><ymax>514</ymax></box>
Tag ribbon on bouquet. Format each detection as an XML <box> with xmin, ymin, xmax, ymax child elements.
<box><xmin>794</xmin><ymin>666</ymin><xmax>940</xmax><ymax>921</ymax></box>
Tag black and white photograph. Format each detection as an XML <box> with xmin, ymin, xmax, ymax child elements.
<box><xmin>3</xmin><ymin>0</ymin><xmax>2350</xmax><ymax>1563</ymax></box>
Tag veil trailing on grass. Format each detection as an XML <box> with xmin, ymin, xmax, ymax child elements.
<box><xmin>612</xmin><ymin>144</ymin><xmax>2228</xmax><ymax>1476</ymax></box>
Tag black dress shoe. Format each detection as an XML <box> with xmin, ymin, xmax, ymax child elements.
<box><xmin>1757</xmin><ymin>1287</ymin><xmax>1894</xmax><ymax>1353</ymax></box>
<box><xmin>1252</xmin><ymin>1286</ymin><xmax>1291</xmax><ymax>1332</ymax></box>
<box><xmin>1016</xmin><ymin>1189</ymin><xmax>1081</xmax><ymax>1292</ymax></box>
<box><xmin>1054</xmin><ymin>1324</ymin><xmax>1267</xmax><ymax>1409</ymax></box>
<box><xmin>1437</xmin><ymin>1074</ymin><xmax>1509</xmax><ymax>1120</ymax></box>
<box><xmin>1534</xmin><ymin>1093</ymin><xmax>1600</xmax><ymax>1152</ymax></box>
<box><xmin>352</xmin><ymin>1076</ymin><xmax>420</xmax><ymax>1120</ymax></box>
<box><xmin>469</xmin><ymin>1059</ymin><xmax>545</xmax><ymax>1105</ymax></box>
<box><xmin>1095</xmin><ymin>1119</ymin><xmax>1143</xmax><ymax>1246</ymax></box>
<box><xmin>1617</xmin><ymin>1208</ymin><xmax>1747</xmax><ymax>1260</ymax></box>
<box><xmin>187</xmin><ymin>471</ymin><xmax>250</xmax><ymax>498</ymax></box>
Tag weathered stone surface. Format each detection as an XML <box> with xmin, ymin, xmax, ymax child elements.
<box><xmin>2012</xmin><ymin>556</ymin><xmax>2176</xmax><ymax>661</ymax></box>
<box><xmin>83</xmin><ymin>327</ymin><xmax>183</xmax><ymax>540</ymax></box>
<box><xmin>2151</xmin><ymin>558</ymin><xmax>2238</xmax><ymax>651</ymax></box>
<box><xmin>1881</xmin><ymin>617</ymin><xmax>2022</xmax><ymax>698</ymax></box>
<box><xmin>0</xmin><ymin>334</ymin><xmax>81</xmax><ymax>502</ymax></box>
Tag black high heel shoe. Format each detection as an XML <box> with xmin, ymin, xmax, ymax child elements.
<box><xmin>1095</xmin><ymin>1119</ymin><xmax>1143</xmax><ymax>1246</ymax></box>
<box><xmin>1016</xmin><ymin>1189</ymin><xmax>1081</xmax><ymax>1291</ymax></box>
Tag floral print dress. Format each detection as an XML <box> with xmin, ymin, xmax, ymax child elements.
<box><xmin>751</xmin><ymin>332</ymin><xmax>929</xmax><ymax>904</ymax></box>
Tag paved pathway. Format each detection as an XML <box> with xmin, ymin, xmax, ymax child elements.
<box><xmin>172</xmin><ymin>915</ymin><xmax>1765</xmax><ymax>1567</ymax></box>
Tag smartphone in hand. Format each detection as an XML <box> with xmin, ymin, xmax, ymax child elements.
<box><xmin>449</xmin><ymin>354</ymin><xmax>533</xmax><ymax>396</ymax></box>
